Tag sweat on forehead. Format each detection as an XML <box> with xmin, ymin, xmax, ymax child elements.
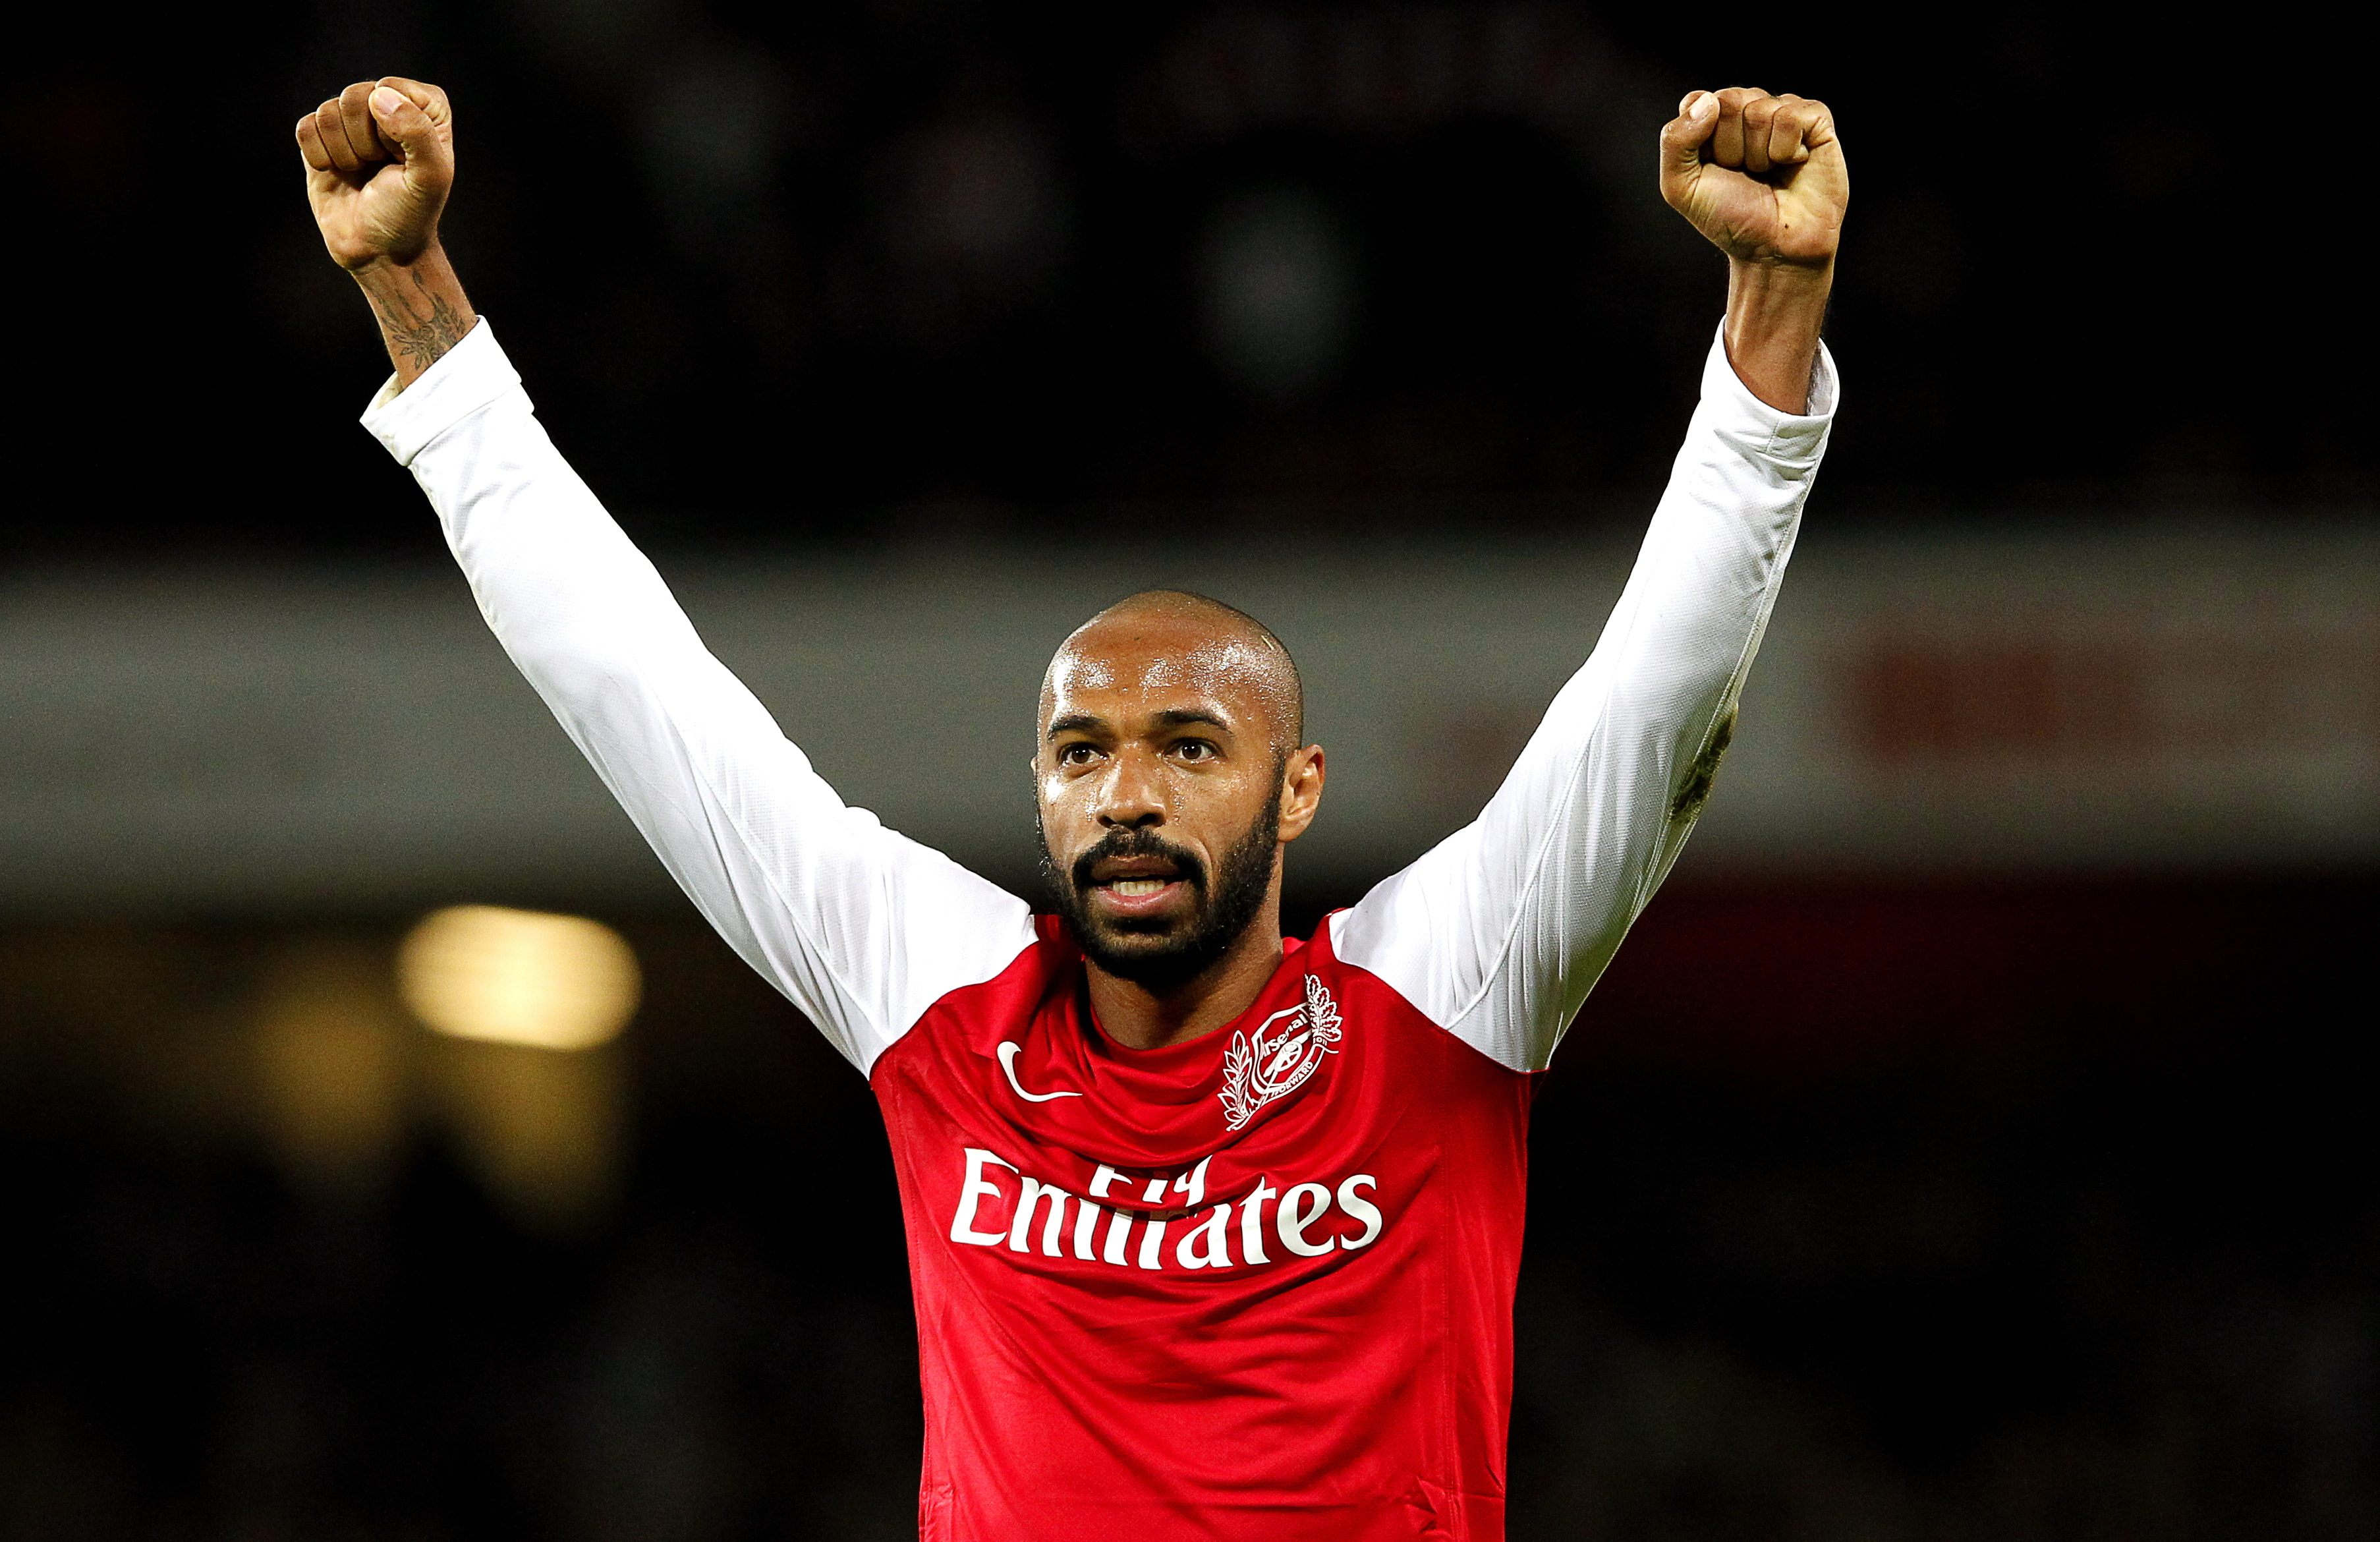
<box><xmin>1042</xmin><ymin>590</ymin><xmax>1305</xmax><ymax>750</ymax></box>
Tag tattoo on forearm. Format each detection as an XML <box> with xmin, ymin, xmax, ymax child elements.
<box><xmin>364</xmin><ymin>268</ymin><xmax>471</xmax><ymax>374</ymax></box>
<box><xmin>393</xmin><ymin>287</ymin><xmax>468</xmax><ymax>369</ymax></box>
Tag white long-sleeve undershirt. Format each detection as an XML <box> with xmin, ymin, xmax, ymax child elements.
<box><xmin>364</xmin><ymin>323</ymin><xmax>1833</xmax><ymax>1077</ymax></box>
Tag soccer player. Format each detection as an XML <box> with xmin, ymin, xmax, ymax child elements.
<box><xmin>297</xmin><ymin>75</ymin><xmax>1843</xmax><ymax>1540</ymax></box>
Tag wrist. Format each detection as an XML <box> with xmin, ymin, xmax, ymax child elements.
<box><xmin>351</xmin><ymin>243</ymin><xmax>478</xmax><ymax>388</ymax></box>
<box><xmin>349</xmin><ymin>239</ymin><xmax>455</xmax><ymax>294</ymax></box>
<box><xmin>1722</xmin><ymin>258</ymin><xmax>1831</xmax><ymax>415</ymax></box>
<box><xmin>1725</xmin><ymin>254</ymin><xmax>1833</xmax><ymax>306</ymax></box>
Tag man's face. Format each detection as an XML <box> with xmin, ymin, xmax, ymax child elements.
<box><xmin>1035</xmin><ymin>611</ymin><xmax>1311</xmax><ymax>988</ymax></box>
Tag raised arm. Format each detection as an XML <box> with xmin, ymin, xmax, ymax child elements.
<box><xmin>297</xmin><ymin>80</ymin><xmax>1034</xmax><ymax>1074</ymax></box>
<box><xmin>1331</xmin><ymin>88</ymin><xmax>1846</xmax><ymax>1072</ymax></box>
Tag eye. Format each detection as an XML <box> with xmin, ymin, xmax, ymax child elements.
<box><xmin>1056</xmin><ymin>742</ymin><xmax>1102</xmax><ymax>768</ymax></box>
<box><xmin>1172</xmin><ymin>738</ymin><xmax>1219</xmax><ymax>763</ymax></box>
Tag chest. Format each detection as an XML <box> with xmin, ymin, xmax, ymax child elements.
<box><xmin>870</xmin><ymin>944</ymin><xmax>1521</xmax><ymax>1284</ymax></box>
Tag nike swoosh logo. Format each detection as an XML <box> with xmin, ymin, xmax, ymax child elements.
<box><xmin>998</xmin><ymin>1041</ymin><xmax>1083</xmax><ymax>1102</ymax></box>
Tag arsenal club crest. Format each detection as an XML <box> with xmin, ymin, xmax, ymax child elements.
<box><xmin>1218</xmin><ymin>974</ymin><xmax>1344</xmax><ymax>1131</ymax></box>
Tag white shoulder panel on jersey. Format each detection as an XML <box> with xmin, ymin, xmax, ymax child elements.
<box><xmin>1330</xmin><ymin>326</ymin><xmax>1837</xmax><ymax>1073</ymax></box>
<box><xmin>362</xmin><ymin>322</ymin><xmax>1036</xmax><ymax>1077</ymax></box>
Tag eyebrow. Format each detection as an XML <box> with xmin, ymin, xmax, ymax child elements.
<box><xmin>1044</xmin><ymin>708</ymin><xmax>1235</xmax><ymax>741</ymax></box>
<box><xmin>1152</xmin><ymin>709</ymin><xmax>1232</xmax><ymax>733</ymax></box>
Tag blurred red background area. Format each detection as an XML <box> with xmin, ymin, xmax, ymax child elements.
<box><xmin>1573</xmin><ymin>876</ymin><xmax>2360</xmax><ymax>1081</ymax></box>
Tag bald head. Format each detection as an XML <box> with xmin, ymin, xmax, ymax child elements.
<box><xmin>1034</xmin><ymin>589</ymin><xmax>1326</xmax><ymax>996</ymax></box>
<box><xmin>1044</xmin><ymin>589</ymin><xmax>1303</xmax><ymax>756</ymax></box>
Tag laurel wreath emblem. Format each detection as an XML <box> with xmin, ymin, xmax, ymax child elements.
<box><xmin>1218</xmin><ymin>974</ymin><xmax>1344</xmax><ymax>1131</ymax></box>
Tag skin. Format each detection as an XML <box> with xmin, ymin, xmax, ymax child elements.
<box><xmin>295</xmin><ymin>79</ymin><xmax>476</xmax><ymax>388</ymax></box>
<box><xmin>1038</xmin><ymin>594</ymin><xmax>1322</xmax><ymax>1050</ymax></box>
<box><xmin>1657</xmin><ymin>86</ymin><xmax>1846</xmax><ymax>413</ymax></box>
<box><xmin>298</xmin><ymin>76</ymin><xmax>1846</xmax><ymax>1049</ymax></box>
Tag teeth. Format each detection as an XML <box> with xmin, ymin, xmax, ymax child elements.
<box><xmin>1110</xmin><ymin>878</ymin><xmax>1169</xmax><ymax>896</ymax></box>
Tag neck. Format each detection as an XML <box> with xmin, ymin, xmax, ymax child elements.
<box><xmin>1085</xmin><ymin>888</ymin><xmax>1287</xmax><ymax>1051</ymax></box>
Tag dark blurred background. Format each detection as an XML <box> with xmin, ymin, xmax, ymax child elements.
<box><xmin>7</xmin><ymin>0</ymin><xmax>2365</xmax><ymax>555</ymax></box>
<box><xmin>6</xmin><ymin>3</ymin><xmax>2377</xmax><ymax>1539</ymax></box>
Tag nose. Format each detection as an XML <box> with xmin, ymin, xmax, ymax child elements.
<box><xmin>1094</xmin><ymin>749</ymin><xmax>1166</xmax><ymax>830</ymax></box>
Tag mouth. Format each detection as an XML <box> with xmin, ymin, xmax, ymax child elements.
<box><xmin>1087</xmin><ymin>874</ymin><xmax>1191</xmax><ymax>928</ymax></box>
<box><xmin>1086</xmin><ymin>847</ymin><xmax>1188</xmax><ymax>887</ymax></box>
<box><xmin>1075</xmin><ymin>847</ymin><xmax>1202</xmax><ymax>927</ymax></box>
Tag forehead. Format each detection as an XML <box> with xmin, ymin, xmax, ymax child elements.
<box><xmin>1041</xmin><ymin>614</ymin><xmax>1286</xmax><ymax>731</ymax></box>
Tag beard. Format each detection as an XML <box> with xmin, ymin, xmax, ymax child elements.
<box><xmin>1040</xmin><ymin>791</ymin><xmax>1282</xmax><ymax>992</ymax></box>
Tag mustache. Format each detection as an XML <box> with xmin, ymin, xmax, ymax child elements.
<box><xmin>1067</xmin><ymin>826</ymin><xmax>1209</xmax><ymax>895</ymax></box>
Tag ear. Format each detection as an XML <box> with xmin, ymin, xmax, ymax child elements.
<box><xmin>1276</xmin><ymin>745</ymin><xmax>1326</xmax><ymax>843</ymax></box>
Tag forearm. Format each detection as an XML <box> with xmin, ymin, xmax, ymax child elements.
<box><xmin>1722</xmin><ymin>258</ymin><xmax>1831</xmax><ymax>413</ymax></box>
<box><xmin>353</xmin><ymin>244</ymin><xmax>477</xmax><ymax>389</ymax></box>
<box><xmin>1542</xmin><ymin>332</ymin><xmax>1831</xmax><ymax>927</ymax></box>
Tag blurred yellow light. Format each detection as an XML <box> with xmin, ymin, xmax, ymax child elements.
<box><xmin>398</xmin><ymin>905</ymin><xmax>639</xmax><ymax>1052</ymax></box>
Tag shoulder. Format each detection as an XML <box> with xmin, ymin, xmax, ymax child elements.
<box><xmin>872</xmin><ymin>920</ymin><xmax>1080</xmax><ymax>1073</ymax></box>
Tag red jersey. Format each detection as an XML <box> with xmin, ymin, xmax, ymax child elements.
<box><xmin>364</xmin><ymin>320</ymin><xmax>1836</xmax><ymax>1539</ymax></box>
<box><xmin>881</xmin><ymin>920</ymin><xmax>1531</xmax><ymax>1539</ymax></box>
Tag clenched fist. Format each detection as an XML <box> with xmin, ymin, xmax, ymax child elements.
<box><xmin>296</xmin><ymin>77</ymin><xmax>474</xmax><ymax>387</ymax></box>
<box><xmin>297</xmin><ymin>78</ymin><xmax>455</xmax><ymax>269</ymax></box>
<box><xmin>1661</xmin><ymin>88</ymin><xmax>1846</xmax><ymax>271</ymax></box>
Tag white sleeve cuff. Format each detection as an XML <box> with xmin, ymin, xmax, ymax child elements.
<box><xmin>358</xmin><ymin>318</ymin><xmax>521</xmax><ymax>467</ymax></box>
<box><xmin>1700</xmin><ymin>322</ymin><xmax>1838</xmax><ymax>463</ymax></box>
